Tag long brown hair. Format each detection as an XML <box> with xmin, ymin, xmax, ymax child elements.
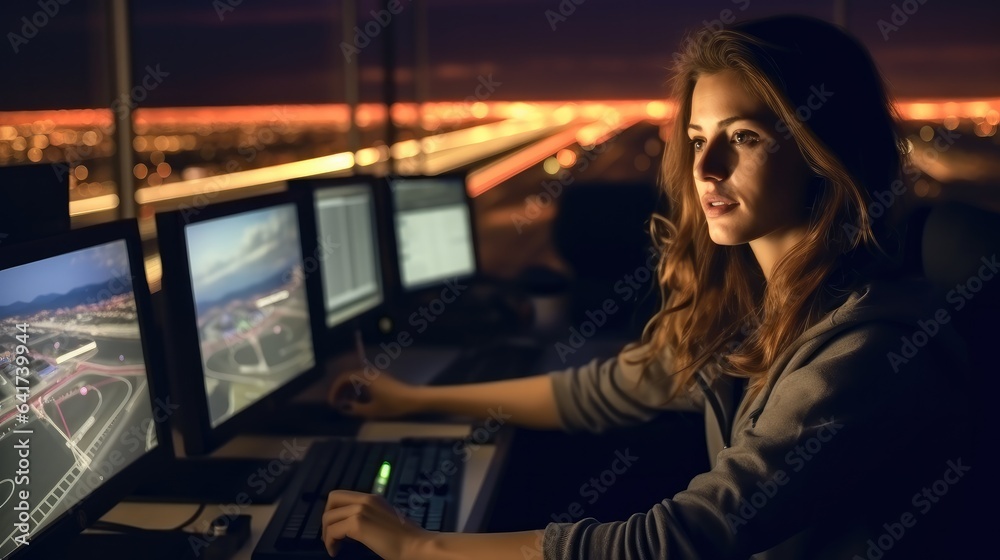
<box><xmin>636</xmin><ymin>16</ymin><xmax>910</xmax><ymax>401</ymax></box>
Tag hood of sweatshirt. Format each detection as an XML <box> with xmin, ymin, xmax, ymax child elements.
<box><xmin>728</xmin><ymin>275</ymin><xmax>971</xmax><ymax>437</ymax></box>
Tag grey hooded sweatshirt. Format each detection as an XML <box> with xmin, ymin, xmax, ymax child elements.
<box><xmin>543</xmin><ymin>276</ymin><xmax>973</xmax><ymax>559</ymax></box>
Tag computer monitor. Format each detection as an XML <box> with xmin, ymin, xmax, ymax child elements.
<box><xmin>290</xmin><ymin>177</ymin><xmax>385</xmax><ymax>331</ymax></box>
<box><xmin>155</xmin><ymin>191</ymin><xmax>324</xmax><ymax>456</ymax></box>
<box><xmin>385</xmin><ymin>174</ymin><xmax>479</xmax><ymax>293</ymax></box>
<box><xmin>0</xmin><ymin>163</ymin><xmax>70</xmax><ymax>245</ymax></box>
<box><xmin>0</xmin><ymin>220</ymin><xmax>171</xmax><ymax>559</ymax></box>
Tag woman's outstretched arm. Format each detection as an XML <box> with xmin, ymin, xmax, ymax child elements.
<box><xmin>324</xmin><ymin>322</ymin><xmax>969</xmax><ymax>559</ymax></box>
<box><xmin>330</xmin><ymin>369</ymin><xmax>565</xmax><ymax>430</ymax></box>
<box><xmin>330</xmin><ymin>341</ymin><xmax>701</xmax><ymax>432</ymax></box>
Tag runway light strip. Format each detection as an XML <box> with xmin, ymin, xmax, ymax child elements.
<box><xmin>56</xmin><ymin>342</ymin><xmax>97</xmax><ymax>365</ymax></box>
<box><xmin>134</xmin><ymin>151</ymin><xmax>355</xmax><ymax>204</ymax></box>
<box><xmin>414</xmin><ymin>122</ymin><xmax>564</xmax><ymax>176</ymax></box>
<box><xmin>256</xmin><ymin>290</ymin><xmax>290</xmax><ymax>308</ymax></box>
<box><xmin>467</xmin><ymin>125</ymin><xmax>595</xmax><ymax>198</ymax></box>
<box><xmin>135</xmin><ymin>115</ymin><xmax>581</xmax><ymax>205</ymax></box>
<box><xmin>69</xmin><ymin>194</ymin><xmax>120</xmax><ymax>216</ymax></box>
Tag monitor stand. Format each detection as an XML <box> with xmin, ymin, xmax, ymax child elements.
<box><xmin>128</xmin><ymin>457</ymin><xmax>297</xmax><ymax>504</ymax></box>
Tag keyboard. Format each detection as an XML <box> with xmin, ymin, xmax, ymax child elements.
<box><xmin>430</xmin><ymin>339</ymin><xmax>544</xmax><ymax>386</ymax></box>
<box><xmin>254</xmin><ymin>437</ymin><xmax>464</xmax><ymax>559</ymax></box>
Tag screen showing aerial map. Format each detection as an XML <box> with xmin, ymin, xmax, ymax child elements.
<box><xmin>0</xmin><ymin>240</ymin><xmax>157</xmax><ymax>558</ymax></box>
<box><xmin>184</xmin><ymin>203</ymin><xmax>316</xmax><ymax>428</ymax></box>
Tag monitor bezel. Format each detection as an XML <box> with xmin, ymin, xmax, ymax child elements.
<box><xmin>0</xmin><ymin>219</ymin><xmax>173</xmax><ymax>560</ymax></box>
<box><xmin>288</xmin><ymin>175</ymin><xmax>391</xmax><ymax>350</ymax></box>
<box><xmin>382</xmin><ymin>172</ymin><xmax>481</xmax><ymax>297</ymax></box>
<box><xmin>154</xmin><ymin>190</ymin><xmax>325</xmax><ymax>457</ymax></box>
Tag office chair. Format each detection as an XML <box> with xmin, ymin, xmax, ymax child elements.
<box><xmin>903</xmin><ymin>200</ymin><xmax>1000</xmax><ymax>556</ymax></box>
<box><xmin>548</xmin><ymin>181</ymin><xmax>664</xmax><ymax>338</ymax></box>
<box><xmin>909</xmin><ymin>201</ymin><xmax>1000</xmax><ymax>372</ymax></box>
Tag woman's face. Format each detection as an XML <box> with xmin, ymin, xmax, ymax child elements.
<box><xmin>688</xmin><ymin>70</ymin><xmax>813</xmax><ymax>247</ymax></box>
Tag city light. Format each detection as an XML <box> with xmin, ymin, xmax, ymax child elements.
<box><xmin>0</xmin><ymin>98</ymin><xmax>998</xmax><ymax>213</ymax></box>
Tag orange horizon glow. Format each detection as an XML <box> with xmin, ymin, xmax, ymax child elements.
<box><xmin>5</xmin><ymin>97</ymin><xmax>998</xmax><ymax>215</ymax></box>
<box><xmin>3</xmin><ymin>98</ymin><xmax>999</xmax><ymax>128</ymax></box>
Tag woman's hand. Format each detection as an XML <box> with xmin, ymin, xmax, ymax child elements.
<box><xmin>322</xmin><ymin>490</ymin><xmax>431</xmax><ymax>559</ymax></box>
<box><xmin>326</xmin><ymin>369</ymin><xmax>422</xmax><ymax>419</ymax></box>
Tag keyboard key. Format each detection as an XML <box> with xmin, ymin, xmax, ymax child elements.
<box><xmin>336</xmin><ymin>441</ymin><xmax>366</xmax><ymax>493</ymax></box>
<box><xmin>355</xmin><ymin>443</ymin><xmax>387</xmax><ymax>492</ymax></box>
<box><xmin>429</xmin><ymin>497</ymin><xmax>445</xmax><ymax>515</ymax></box>
<box><xmin>419</xmin><ymin>445</ymin><xmax>438</xmax><ymax>475</ymax></box>
<box><xmin>255</xmin><ymin>439</ymin><xmax>467</xmax><ymax>559</ymax></box>
<box><xmin>319</xmin><ymin>440</ymin><xmax>356</xmax><ymax>496</ymax></box>
<box><xmin>376</xmin><ymin>445</ymin><xmax>401</xmax><ymax>495</ymax></box>
<box><xmin>300</xmin><ymin>503</ymin><xmax>324</xmax><ymax>543</ymax></box>
<box><xmin>300</xmin><ymin>440</ymin><xmax>340</xmax><ymax>500</ymax></box>
<box><xmin>398</xmin><ymin>454</ymin><xmax>419</xmax><ymax>487</ymax></box>
<box><xmin>281</xmin><ymin>501</ymin><xmax>310</xmax><ymax>537</ymax></box>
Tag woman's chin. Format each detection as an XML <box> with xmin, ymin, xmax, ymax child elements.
<box><xmin>708</xmin><ymin>230</ymin><xmax>746</xmax><ymax>247</ymax></box>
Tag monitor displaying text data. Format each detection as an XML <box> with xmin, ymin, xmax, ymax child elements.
<box><xmin>0</xmin><ymin>240</ymin><xmax>157</xmax><ymax>558</ymax></box>
<box><xmin>389</xmin><ymin>176</ymin><xmax>476</xmax><ymax>291</ymax></box>
<box><xmin>184</xmin><ymin>204</ymin><xmax>316</xmax><ymax>428</ymax></box>
<box><xmin>314</xmin><ymin>183</ymin><xmax>383</xmax><ymax>328</ymax></box>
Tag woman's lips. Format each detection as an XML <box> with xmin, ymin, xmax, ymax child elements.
<box><xmin>704</xmin><ymin>201</ymin><xmax>739</xmax><ymax>218</ymax></box>
<box><xmin>702</xmin><ymin>194</ymin><xmax>739</xmax><ymax>218</ymax></box>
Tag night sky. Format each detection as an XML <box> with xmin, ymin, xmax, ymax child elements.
<box><xmin>1</xmin><ymin>0</ymin><xmax>998</xmax><ymax>111</ymax></box>
<box><xmin>0</xmin><ymin>240</ymin><xmax>129</xmax><ymax>307</ymax></box>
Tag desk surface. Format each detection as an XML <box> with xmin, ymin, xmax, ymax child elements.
<box><xmin>101</xmin><ymin>422</ymin><xmax>496</xmax><ymax>560</ymax></box>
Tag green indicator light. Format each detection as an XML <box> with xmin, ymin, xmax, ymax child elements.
<box><xmin>372</xmin><ymin>461</ymin><xmax>392</xmax><ymax>495</ymax></box>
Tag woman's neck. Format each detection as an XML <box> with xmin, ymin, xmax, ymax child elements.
<box><xmin>748</xmin><ymin>224</ymin><xmax>810</xmax><ymax>282</ymax></box>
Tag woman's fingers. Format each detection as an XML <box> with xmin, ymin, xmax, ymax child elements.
<box><xmin>323</xmin><ymin>516</ymin><xmax>361</xmax><ymax>557</ymax></box>
<box><xmin>326</xmin><ymin>373</ymin><xmax>353</xmax><ymax>406</ymax></box>
<box><xmin>325</xmin><ymin>489</ymin><xmax>371</xmax><ymax>510</ymax></box>
<box><xmin>321</xmin><ymin>491</ymin><xmax>423</xmax><ymax>560</ymax></box>
<box><xmin>322</xmin><ymin>496</ymin><xmax>368</xmax><ymax>558</ymax></box>
<box><xmin>325</xmin><ymin>491</ymin><xmax>401</xmax><ymax>524</ymax></box>
<box><xmin>322</xmin><ymin>503</ymin><xmax>364</xmax><ymax>528</ymax></box>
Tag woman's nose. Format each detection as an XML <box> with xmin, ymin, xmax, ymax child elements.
<box><xmin>694</xmin><ymin>138</ymin><xmax>730</xmax><ymax>183</ymax></box>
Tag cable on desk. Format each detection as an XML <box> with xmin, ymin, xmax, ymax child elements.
<box><xmin>168</xmin><ymin>503</ymin><xmax>208</xmax><ymax>531</ymax></box>
<box><xmin>90</xmin><ymin>503</ymin><xmax>207</xmax><ymax>534</ymax></box>
<box><xmin>90</xmin><ymin>520</ymin><xmax>159</xmax><ymax>534</ymax></box>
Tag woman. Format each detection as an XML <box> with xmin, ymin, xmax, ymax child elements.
<box><xmin>321</xmin><ymin>15</ymin><xmax>972</xmax><ymax>559</ymax></box>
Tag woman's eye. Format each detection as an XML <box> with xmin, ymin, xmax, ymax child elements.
<box><xmin>690</xmin><ymin>139</ymin><xmax>704</xmax><ymax>152</ymax></box>
<box><xmin>732</xmin><ymin>131</ymin><xmax>759</xmax><ymax>145</ymax></box>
